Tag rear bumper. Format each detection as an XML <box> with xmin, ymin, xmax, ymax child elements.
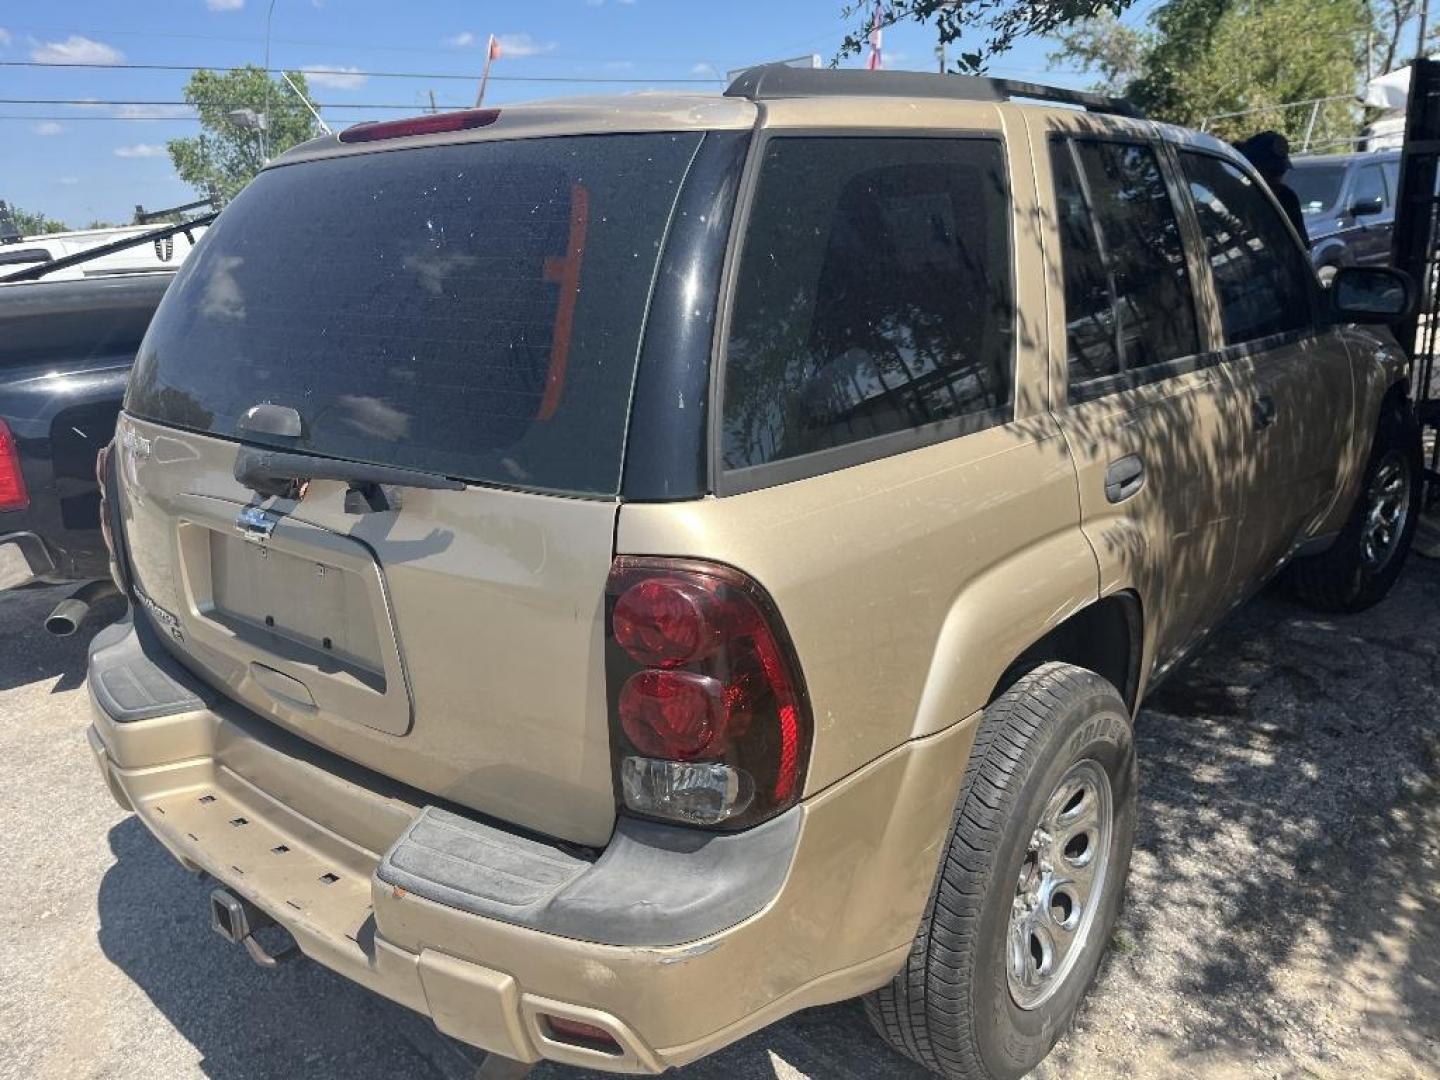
<box><xmin>0</xmin><ymin>530</ymin><xmax>56</xmax><ymax>589</ymax></box>
<box><xmin>87</xmin><ymin>609</ymin><xmax>979</xmax><ymax>1072</ymax></box>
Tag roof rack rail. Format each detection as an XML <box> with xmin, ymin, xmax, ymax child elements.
<box><xmin>724</xmin><ymin>65</ymin><xmax>1142</xmax><ymax>119</ymax></box>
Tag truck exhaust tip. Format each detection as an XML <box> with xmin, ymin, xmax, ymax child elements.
<box><xmin>44</xmin><ymin>579</ymin><xmax>119</xmax><ymax>636</ymax></box>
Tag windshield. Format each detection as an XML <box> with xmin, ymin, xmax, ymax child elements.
<box><xmin>1285</xmin><ymin>163</ymin><xmax>1348</xmax><ymax>216</ymax></box>
<box><xmin>126</xmin><ymin>132</ymin><xmax>703</xmax><ymax>496</ymax></box>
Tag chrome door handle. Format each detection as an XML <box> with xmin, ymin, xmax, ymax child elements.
<box><xmin>1104</xmin><ymin>455</ymin><xmax>1145</xmax><ymax>503</ymax></box>
<box><xmin>1253</xmin><ymin>394</ymin><xmax>1278</xmax><ymax>429</ymax></box>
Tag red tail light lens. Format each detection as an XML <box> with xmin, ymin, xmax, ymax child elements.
<box><xmin>0</xmin><ymin>419</ymin><xmax>29</xmax><ymax>511</ymax></box>
<box><xmin>619</xmin><ymin>670</ymin><xmax>728</xmax><ymax>759</ymax></box>
<box><xmin>612</xmin><ymin>577</ymin><xmax>724</xmax><ymax>668</ymax></box>
<box><xmin>606</xmin><ymin>557</ymin><xmax>812</xmax><ymax>830</ymax></box>
<box><xmin>338</xmin><ymin>108</ymin><xmax>501</xmax><ymax>144</ymax></box>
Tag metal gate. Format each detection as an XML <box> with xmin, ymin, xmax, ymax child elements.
<box><xmin>1391</xmin><ymin>58</ymin><xmax>1440</xmax><ymax>503</ymax></box>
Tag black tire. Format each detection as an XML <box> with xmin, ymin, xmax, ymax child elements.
<box><xmin>1286</xmin><ymin>402</ymin><xmax>1422</xmax><ymax>613</ymax></box>
<box><xmin>864</xmin><ymin>662</ymin><xmax>1137</xmax><ymax>1080</ymax></box>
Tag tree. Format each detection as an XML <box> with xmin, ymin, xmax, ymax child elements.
<box><xmin>1049</xmin><ymin>10</ymin><xmax>1150</xmax><ymax>93</ymax></box>
<box><xmin>167</xmin><ymin>66</ymin><xmax>322</xmax><ymax>204</ymax></box>
<box><xmin>1055</xmin><ymin>0</ymin><xmax>1368</xmax><ymax>148</ymax></box>
<box><xmin>8</xmin><ymin>206</ymin><xmax>68</xmax><ymax>235</ymax></box>
<box><xmin>840</xmin><ymin>1</ymin><xmax>1139</xmax><ymax>73</ymax></box>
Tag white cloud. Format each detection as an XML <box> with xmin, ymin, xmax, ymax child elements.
<box><xmin>206</xmin><ymin>0</ymin><xmax>245</xmax><ymax>10</ymax></box>
<box><xmin>496</xmin><ymin>34</ymin><xmax>555</xmax><ymax>58</ymax></box>
<box><xmin>58</xmin><ymin>177</ymin><xmax>79</xmax><ymax>186</ymax></box>
<box><xmin>445</xmin><ymin>31</ymin><xmax>476</xmax><ymax>47</ymax></box>
<box><xmin>303</xmin><ymin>64</ymin><xmax>367</xmax><ymax>89</ymax></box>
<box><xmin>0</xmin><ymin>28</ymin><xmax>11</xmax><ymax>46</ymax></box>
<box><xmin>115</xmin><ymin>103</ymin><xmax>195</xmax><ymax>120</ymax></box>
<box><xmin>34</xmin><ymin>121</ymin><xmax>63</xmax><ymax>135</ymax></box>
<box><xmin>114</xmin><ymin>143</ymin><xmax>167</xmax><ymax>158</ymax></box>
<box><xmin>31</xmin><ymin>35</ymin><xmax>124</xmax><ymax>65</ymax></box>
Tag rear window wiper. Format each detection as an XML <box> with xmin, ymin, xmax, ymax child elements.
<box><xmin>234</xmin><ymin>446</ymin><xmax>464</xmax><ymax>512</ymax></box>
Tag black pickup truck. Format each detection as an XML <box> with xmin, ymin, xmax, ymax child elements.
<box><xmin>0</xmin><ymin>274</ymin><xmax>170</xmax><ymax>625</ymax></box>
<box><xmin>0</xmin><ymin>212</ymin><xmax>213</xmax><ymax>632</ymax></box>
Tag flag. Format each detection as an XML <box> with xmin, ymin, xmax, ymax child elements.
<box><xmin>489</xmin><ymin>35</ymin><xmax>502</xmax><ymax>61</ymax></box>
<box><xmin>867</xmin><ymin>2</ymin><xmax>883</xmax><ymax>71</ymax></box>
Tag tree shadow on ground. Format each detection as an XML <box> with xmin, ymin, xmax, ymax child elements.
<box><xmin>1045</xmin><ymin>559</ymin><xmax>1440</xmax><ymax>1076</ymax></box>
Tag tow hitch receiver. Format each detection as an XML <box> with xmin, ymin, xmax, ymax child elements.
<box><xmin>209</xmin><ymin>887</ymin><xmax>298</xmax><ymax>968</ymax></box>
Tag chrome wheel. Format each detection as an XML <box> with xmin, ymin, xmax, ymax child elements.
<box><xmin>1360</xmin><ymin>452</ymin><xmax>1411</xmax><ymax>572</ymax></box>
<box><xmin>1007</xmin><ymin>759</ymin><xmax>1114</xmax><ymax>1010</ymax></box>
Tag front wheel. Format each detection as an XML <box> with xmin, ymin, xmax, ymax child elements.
<box><xmin>1287</xmin><ymin>403</ymin><xmax>1422</xmax><ymax>612</ymax></box>
<box><xmin>864</xmin><ymin>662</ymin><xmax>1137</xmax><ymax>1080</ymax></box>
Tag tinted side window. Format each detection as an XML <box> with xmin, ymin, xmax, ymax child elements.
<box><xmin>1353</xmin><ymin>163</ymin><xmax>1387</xmax><ymax>209</ymax></box>
<box><xmin>1053</xmin><ymin>142</ymin><xmax>1120</xmax><ymax>384</ymax></box>
<box><xmin>1180</xmin><ymin>151</ymin><xmax>1313</xmax><ymax>345</ymax></box>
<box><xmin>1383</xmin><ymin>160</ymin><xmax>1400</xmax><ymax>203</ymax></box>
<box><xmin>721</xmin><ymin>137</ymin><xmax>1013</xmax><ymax>474</ymax></box>
<box><xmin>1051</xmin><ymin>139</ymin><xmax>1200</xmax><ymax>396</ymax></box>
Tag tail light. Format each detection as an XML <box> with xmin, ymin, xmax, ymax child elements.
<box><xmin>0</xmin><ymin>419</ymin><xmax>28</xmax><ymax>511</ymax></box>
<box><xmin>605</xmin><ymin>557</ymin><xmax>812</xmax><ymax>829</ymax></box>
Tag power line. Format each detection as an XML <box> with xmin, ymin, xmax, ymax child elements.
<box><xmin>0</xmin><ymin>60</ymin><xmax>718</xmax><ymax>83</ymax></box>
<box><xmin>0</xmin><ymin>97</ymin><xmax>695</xmax><ymax>111</ymax></box>
<box><xmin>3</xmin><ymin>23</ymin><xmax>735</xmax><ymax>64</ymax></box>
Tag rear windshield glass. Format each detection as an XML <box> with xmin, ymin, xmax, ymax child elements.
<box><xmin>127</xmin><ymin>133</ymin><xmax>702</xmax><ymax>496</ymax></box>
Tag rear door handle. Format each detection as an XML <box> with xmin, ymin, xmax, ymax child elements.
<box><xmin>1253</xmin><ymin>394</ymin><xmax>1278</xmax><ymax>429</ymax></box>
<box><xmin>1104</xmin><ymin>455</ymin><xmax>1145</xmax><ymax>504</ymax></box>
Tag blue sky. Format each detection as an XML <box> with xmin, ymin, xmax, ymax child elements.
<box><xmin>3</xmin><ymin>0</ymin><xmax>1160</xmax><ymax>227</ymax></box>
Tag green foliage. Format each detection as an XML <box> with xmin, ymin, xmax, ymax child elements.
<box><xmin>167</xmin><ymin>66</ymin><xmax>322</xmax><ymax>203</ymax></box>
<box><xmin>839</xmin><ymin>1</ymin><xmax>1138</xmax><ymax>73</ymax></box>
<box><xmin>9</xmin><ymin>206</ymin><xmax>69</xmax><ymax>234</ymax></box>
<box><xmin>1049</xmin><ymin>11</ymin><xmax>1151</xmax><ymax>93</ymax></box>
<box><xmin>1057</xmin><ymin>0</ymin><xmax>1368</xmax><ymax>149</ymax></box>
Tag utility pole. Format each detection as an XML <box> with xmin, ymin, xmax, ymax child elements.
<box><xmin>428</xmin><ymin>89</ymin><xmax>438</xmax><ymax>114</ymax></box>
<box><xmin>1420</xmin><ymin>0</ymin><xmax>1432</xmax><ymax>63</ymax></box>
<box><xmin>262</xmin><ymin>0</ymin><xmax>277</xmax><ymax>159</ymax></box>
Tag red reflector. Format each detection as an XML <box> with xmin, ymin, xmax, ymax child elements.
<box><xmin>542</xmin><ymin>1014</ymin><xmax>621</xmax><ymax>1053</ymax></box>
<box><xmin>338</xmin><ymin>108</ymin><xmax>500</xmax><ymax>143</ymax></box>
<box><xmin>0</xmin><ymin>419</ymin><xmax>28</xmax><ymax>512</ymax></box>
<box><xmin>620</xmin><ymin>670</ymin><xmax>728</xmax><ymax>759</ymax></box>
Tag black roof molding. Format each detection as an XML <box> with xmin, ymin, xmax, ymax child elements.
<box><xmin>724</xmin><ymin>65</ymin><xmax>1142</xmax><ymax>119</ymax></box>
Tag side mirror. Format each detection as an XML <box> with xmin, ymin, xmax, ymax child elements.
<box><xmin>1329</xmin><ymin>266</ymin><xmax>1416</xmax><ymax>324</ymax></box>
<box><xmin>1349</xmin><ymin>195</ymin><xmax>1385</xmax><ymax>217</ymax></box>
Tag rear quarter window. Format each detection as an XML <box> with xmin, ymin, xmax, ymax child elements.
<box><xmin>719</xmin><ymin>136</ymin><xmax>1014</xmax><ymax>484</ymax></box>
<box><xmin>126</xmin><ymin>132</ymin><xmax>703</xmax><ymax>496</ymax></box>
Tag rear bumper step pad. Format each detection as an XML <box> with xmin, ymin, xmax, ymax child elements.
<box><xmin>378</xmin><ymin>805</ymin><xmax>799</xmax><ymax>947</ymax></box>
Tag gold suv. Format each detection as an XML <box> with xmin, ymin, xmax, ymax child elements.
<box><xmin>87</xmin><ymin>66</ymin><xmax>1421</xmax><ymax>1078</ymax></box>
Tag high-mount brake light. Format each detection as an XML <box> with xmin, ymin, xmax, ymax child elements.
<box><xmin>605</xmin><ymin>557</ymin><xmax>812</xmax><ymax>830</ymax></box>
<box><xmin>0</xmin><ymin>419</ymin><xmax>29</xmax><ymax>512</ymax></box>
<box><xmin>338</xmin><ymin>108</ymin><xmax>501</xmax><ymax>144</ymax></box>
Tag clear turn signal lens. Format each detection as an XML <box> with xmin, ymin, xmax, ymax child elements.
<box><xmin>620</xmin><ymin>755</ymin><xmax>754</xmax><ymax>826</ymax></box>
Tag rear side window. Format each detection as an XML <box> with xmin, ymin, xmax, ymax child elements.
<box><xmin>1180</xmin><ymin>151</ymin><xmax>1314</xmax><ymax>345</ymax></box>
<box><xmin>126</xmin><ymin>133</ymin><xmax>703</xmax><ymax>496</ymax></box>
<box><xmin>1051</xmin><ymin>138</ymin><xmax>1200</xmax><ymax>397</ymax></box>
<box><xmin>720</xmin><ymin>137</ymin><xmax>1013</xmax><ymax>476</ymax></box>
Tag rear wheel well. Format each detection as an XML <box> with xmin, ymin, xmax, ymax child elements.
<box><xmin>992</xmin><ymin>594</ymin><xmax>1142</xmax><ymax>712</ymax></box>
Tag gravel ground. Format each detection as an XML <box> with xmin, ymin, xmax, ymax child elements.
<box><xmin>0</xmin><ymin>566</ymin><xmax>1436</xmax><ymax>1080</ymax></box>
